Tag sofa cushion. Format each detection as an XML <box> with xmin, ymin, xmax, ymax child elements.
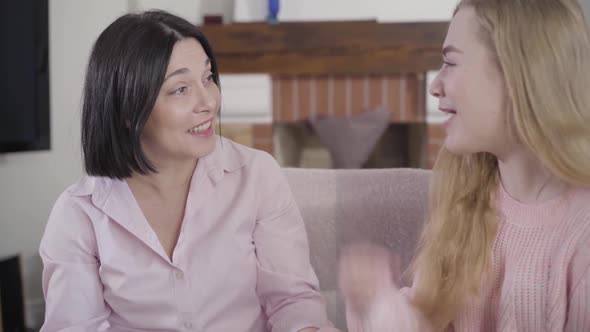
<box><xmin>284</xmin><ymin>168</ymin><xmax>431</xmax><ymax>330</ymax></box>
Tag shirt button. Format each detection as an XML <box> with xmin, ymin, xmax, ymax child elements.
<box><xmin>175</xmin><ymin>271</ymin><xmax>184</xmax><ymax>280</ymax></box>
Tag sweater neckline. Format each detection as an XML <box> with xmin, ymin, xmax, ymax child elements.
<box><xmin>496</xmin><ymin>182</ymin><xmax>573</xmax><ymax>228</ymax></box>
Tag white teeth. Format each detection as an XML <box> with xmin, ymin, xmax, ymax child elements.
<box><xmin>190</xmin><ymin>121</ymin><xmax>212</xmax><ymax>133</ymax></box>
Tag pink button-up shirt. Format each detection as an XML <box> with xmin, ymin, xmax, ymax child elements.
<box><xmin>40</xmin><ymin>139</ymin><xmax>329</xmax><ymax>332</ymax></box>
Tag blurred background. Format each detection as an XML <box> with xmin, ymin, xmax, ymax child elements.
<box><xmin>0</xmin><ymin>0</ymin><xmax>588</xmax><ymax>330</ymax></box>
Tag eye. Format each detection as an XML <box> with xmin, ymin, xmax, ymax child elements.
<box><xmin>173</xmin><ymin>86</ymin><xmax>188</xmax><ymax>95</ymax></box>
<box><xmin>442</xmin><ymin>61</ymin><xmax>456</xmax><ymax>68</ymax></box>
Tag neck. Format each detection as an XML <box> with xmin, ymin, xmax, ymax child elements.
<box><xmin>497</xmin><ymin>147</ymin><xmax>568</xmax><ymax>203</ymax></box>
<box><xmin>128</xmin><ymin>157</ymin><xmax>197</xmax><ymax>196</ymax></box>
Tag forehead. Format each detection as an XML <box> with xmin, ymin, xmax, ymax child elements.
<box><xmin>166</xmin><ymin>38</ymin><xmax>209</xmax><ymax>71</ymax></box>
<box><xmin>444</xmin><ymin>7</ymin><xmax>480</xmax><ymax>49</ymax></box>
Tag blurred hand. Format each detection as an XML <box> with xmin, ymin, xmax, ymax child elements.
<box><xmin>338</xmin><ymin>242</ymin><xmax>401</xmax><ymax>315</ymax></box>
<box><xmin>339</xmin><ymin>243</ymin><xmax>433</xmax><ymax>332</ymax></box>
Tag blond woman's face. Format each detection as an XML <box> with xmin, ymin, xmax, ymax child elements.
<box><xmin>429</xmin><ymin>7</ymin><xmax>514</xmax><ymax>157</ymax></box>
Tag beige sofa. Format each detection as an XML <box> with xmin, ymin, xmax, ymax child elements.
<box><xmin>284</xmin><ymin>168</ymin><xmax>431</xmax><ymax>330</ymax></box>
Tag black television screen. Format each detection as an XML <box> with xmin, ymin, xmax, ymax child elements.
<box><xmin>0</xmin><ymin>0</ymin><xmax>50</xmax><ymax>153</ymax></box>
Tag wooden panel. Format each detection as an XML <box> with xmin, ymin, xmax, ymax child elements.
<box><xmin>200</xmin><ymin>21</ymin><xmax>448</xmax><ymax>75</ymax></box>
<box><xmin>220</xmin><ymin>124</ymin><xmax>253</xmax><ymax>147</ymax></box>
<box><xmin>272</xmin><ymin>75</ymin><xmax>428</xmax><ymax>123</ymax></box>
<box><xmin>253</xmin><ymin>124</ymin><xmax>274</xmax><ymax>154</ymax></box>
<box><xmin>315</xmin><ymin>77</ymin><xmax>330</xmax><ymax>119</ymax></box>
<box><xmin>298</xmin><ymin>77</ymin><xmax>312</xmax><ymax>120</ymax></box>
<box><xmin>427</xmin><ymin>123</ymin><xmax>446</xmax><ymax>168</ymax></box>
<box><xmin>403</xmin><ymin>75</ymin><xmax>420</xmax><ymax>122</ymax></box>
<box><xmin>387</xmin><ymin>77</ymin><xmax>401</xmax><ymax>122</ymax></box>
<box><xmin>350</xmin><ymin>77</ymin><xmax>366</xmax><ymax>115</ymax></box>
<box><xmin>417</xmin><ymin>73</ymin><xmax>427</xmax><ymax>122</ymax></box>
<box><xmin>428</xmin><ymin>123</ymin><xmax>446</xmax><ymax>142</ymax></box>
<box><xmin>272</xmin><ymin>79</ymin><xmax>282</xmax><ymax>122</ymax></box>
<box><xmin>253</xmin><ymin>123</ymin><xmax>273</xmax><ymax>140</ymax></box>
<box><xmin>280</xmin><ymin>79</ymin><xmax>296</xmax><ymax>122</ymax></box>
<box><xmin>332</xmin><ymin>78</ymin><xmax>347</xmax><ymax>117</ymax></box>
<box><xmin>368</xmin><ymin>76</ymin><xmax>383</xmax><ymax>111</ymax></box>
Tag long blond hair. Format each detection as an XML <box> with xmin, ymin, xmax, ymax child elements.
<box><xmin>412</xmin><ymin>0</ymin><xmax>590</xmax><ymax>329</ymax></box>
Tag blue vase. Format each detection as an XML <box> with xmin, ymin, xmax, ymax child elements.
<box><xmin>267</xmin><ymin>0</ymin><xmax>280</xmax><ymax>24</ymax></box>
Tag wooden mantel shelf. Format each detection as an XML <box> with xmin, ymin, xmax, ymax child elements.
<box><xmin>200</xmin><ymin>21</ymin><xmax>449</xmax><ymax>75</ymax></box>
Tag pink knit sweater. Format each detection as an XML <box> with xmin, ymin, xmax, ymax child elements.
<box><xmin>346</xmin><ymin>185</ymin><xmax>590</xmax><ymax>332</ymax></box>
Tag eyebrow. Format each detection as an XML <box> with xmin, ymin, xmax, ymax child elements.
<box><xmin>163</xmin><ymin>59</ymin><xmax>212</xmax><ymax>81</ymax></box>
<box><xmin>164</xmin><ymin>68</ymin><xmax>190</xmax><ymax>81</ymax></box>
<box><xmin>442</xmin><ymin>45</ymin><xmax>463</xmax><ymax>56</ymax></box>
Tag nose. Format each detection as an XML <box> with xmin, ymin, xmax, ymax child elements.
<box><xmin>193</xmin><ymin>84</ymin><xmax>218</xmax><ymax>114</ymax></box>
<box><xmin>429</xmin><ymin>71</ymin><xmax>444</xmax><ymax>98</ymax></box>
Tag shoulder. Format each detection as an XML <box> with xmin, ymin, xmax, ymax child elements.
<box><xmin>52</xmin><ymin>176</ymin><xmax>96</xmax><ymax>213</ymax></box>
<box><xmin>563</xmin><ymin>186</ymin><xmax>590</xmax><ymax>242</ymax></box>
<box><xmin>45</xmin><ymin>175</ymin><xmax>112</xmax><ymax>236</ymax></box>
<box><xmin>563</xmin><ymin>187</ymin><xmax>590</xmax><ymax>283</ymax></box>
<box><xmin>40</xmin><ymin>183</ymin><xmax>94</xmax><ymax>254</ymax></box>
<box><xmin>41</xmin><ymin>177</ymin><xmax>106</xmax><ymax>255</ymax></box>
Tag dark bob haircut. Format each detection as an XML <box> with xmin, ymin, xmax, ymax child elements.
<box><xmin>81</xmin><ymin>10</ymin><xmax>220</xmax><ymax>179</ymax></box>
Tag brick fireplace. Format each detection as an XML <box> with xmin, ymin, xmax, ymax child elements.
<box><xmin>202</xmin><ymin>20</ymin><xmax>449</xmax><ymax>168</ymax></box>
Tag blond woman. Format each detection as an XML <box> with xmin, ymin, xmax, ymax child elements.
<box><xmin>340</xmin><ymin>0</ymin><xmax>590</xmax><ymax>331</ymax></box>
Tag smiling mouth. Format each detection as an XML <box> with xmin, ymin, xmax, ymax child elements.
<box><xmin>439</xmin><ymin>108</ymin><xmax>457</xmax><ymax>114</ymax></box>
<box><xmin>188</xmin><ymin>120</ymin><xmax>212</xmax><ymax>134</ymax></box>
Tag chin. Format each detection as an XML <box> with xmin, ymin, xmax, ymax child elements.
<box><xmin>184</xmin><ymin>136</ymin><xmax>217</xmax><ymax>159</ymax></box>
<box><xmin>443</xmin><ymin>135</ymin><xmax>479</xmax><ymax>156</ymax></box>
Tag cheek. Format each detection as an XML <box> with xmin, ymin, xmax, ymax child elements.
<box><xmin>461</xmin><ymin>94</ymin><xmax>510</xmax><ymax>150</ymax></box>
<box><xmin>144</xmin><ymin>108</ymin><xmax>186</xmax><ymax>139</ymax></box>
<box><xmin>450</xmin><ymin>69</ymin><xmax>496</xmax><ymax>121</ymax></box>
<box><xmin>441</xmin><ymin>70</ymin><xmax>465</xmax><ymax>104</ymax></box>
<box><xmin>142</xmin><ymin>111</ymin><xmax>165</xmax><ymax>140</ymax></box>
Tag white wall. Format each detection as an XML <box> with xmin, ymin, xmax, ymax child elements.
<box><xmin>0</xmin><ymin>0</ymin><xmax>128</xmax><ymax>326</ymax></box>
<box><xmin>129</xmin><ymin>0</ymin><xmax>201</xmax><ymax>23</ymax></box>
<box><xmin>233</xmin><ymin>0</ymin><xmax>457</xmax><ymax>22</ymax></box>
<box><xmin>284</xmin><ymin>0</ymin><xmax>457</xmax><ymax>22</ymax></box>
<box><xmin>0</xmin><ymin>0</ymin><xmax>133</xmax><ymax>326</ymax></box>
